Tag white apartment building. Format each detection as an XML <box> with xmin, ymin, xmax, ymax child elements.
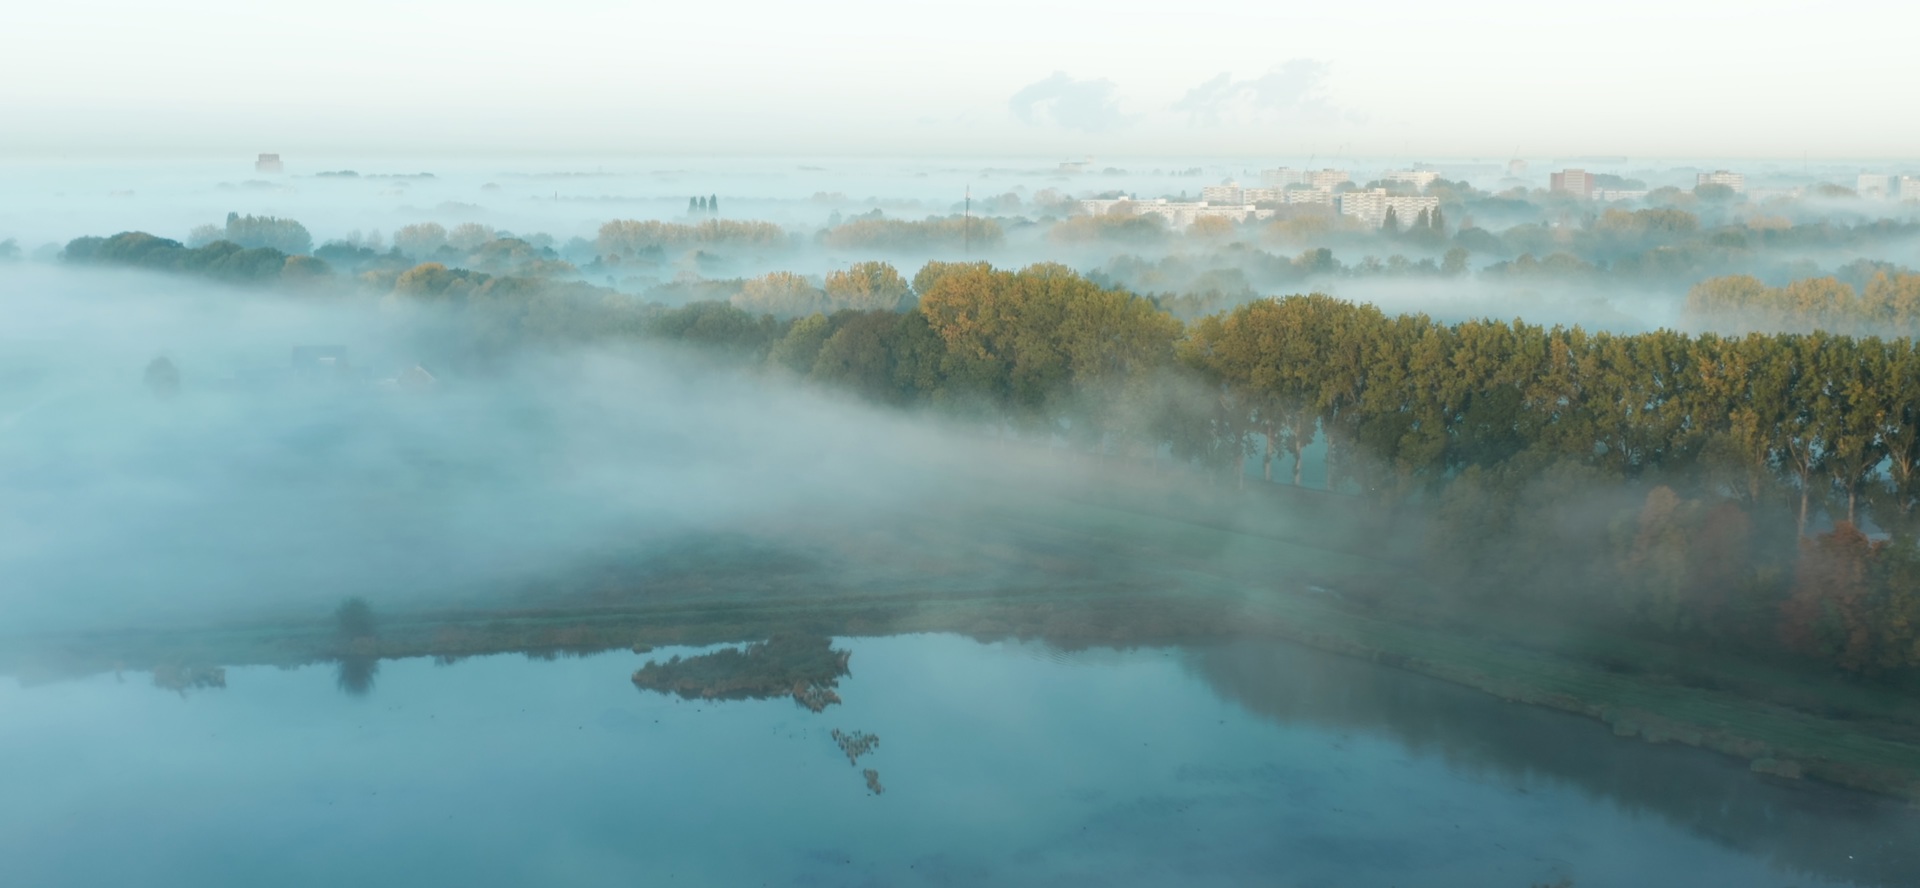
<box><xmin>1594</xmin><ymin>190</ymin><xmax>1650</xmax><ymax>202</ymax></box>
<box><xmin>1075</xmin><ymin>197</ymin><xmax>1273</xmax><ymax>229</ymax></box>
<box><xmin>1696</xmin><ymin>170</ymin><xmax>1746</xmax><ymax>193</ymax></box>
<box><xmin>1138</xmin><ymin>202</ymin><xmax>1274</xmax><ymax>228</ymax></box>
<box><xmin>1903</xmin><ymin>177</ymin><xmax>1920</xmax><ymax>201</ymax></box>
<box><xmin>1337</xmin><ymin>189</ymin><xmax>1439</xmax><ymax>229</ymax></box>
<box><xmin>1858</xmin><ymin>174</ymin><xmax>1894</xmax><ymax>199</ymax></box>
<box><xmin>1383</xmin><ymin>170</ymin><xmax>1440</xmax><ymax>191</ymax></box>
<box><xmin>1200</xmin><ymin>183</ymin><xmax>1244</xmax><ymax>204</ymax></box>
<box><xmin>1241</xmin><ymin>187</ymin><xmax>1339</xmax><ymax>205</ymax></box>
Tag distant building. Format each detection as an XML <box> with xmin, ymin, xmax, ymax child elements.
<box><xmin>1507</xmin><ymin>159</ymin><xmax>1529</xmax><ymax>178</ymax></box>
<box><xmin>1550</xmin><ymin>169</ymin><xmax>1596</xmax><ymax>198</ymax></box>
<box><xmin>1076</xmin><ymin>196</ymin><xmax>1274</xmax><ymax>229</ymax></box>
<box><xmin>1241</xmin><ymin>186</ymin><xmax>1335</xmax><ymax>205</ymax></box>
<box><xmin>1696</xmin><ymin>170</ymin><xmax>1746</xmax><ymax>193</ymax></box>
<box><xmin>1200</xmin><ymin>182</ymin><xmax>1244</xmax><ymax>204</ymax></box>
<box><xmin>1056</xmin><ymin>159</ymin><xmax>1092</xmax><ymax>174</ymax></box>
<box><xmin>1260</xmin><ymin>167</ymin><xmax>1349</xmax><ymax>190</ymax></box>
<box><xmin>1902</xmin><ymin>176</ymin><xmax>1920</xmax><ymax>201</ymax></box>
<box><xmin>1858</xmin><ymin>174</ymin><xmax>1894</xmax><ymax>199</ymax></box>
<box><xmin>1337</xmin><ymin>189</ymin><xmax>1438</xmax><ymax>229</ymax></box>
<box><xmin>1594</xmin><ymin>189</ymin><xmax>1650</xmax><ymax>202</ymax></box>
<box><xmin>256</xmin><ymin>153</ymin><xmax>284</xmax><ymax>174</ymax></box>
<box><xmin>1383</xmin><ymin>170</ymin><xmax>1440</xmax><ymax>191</ymax></box>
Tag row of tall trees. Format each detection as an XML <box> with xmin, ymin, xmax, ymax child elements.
<box><xmin>674</xmin><ymin>266</ymin><xmax>1920</xmax><ymax>673</ymax></box>
<box><xmin>1687</xmin><ymin>271</ymin><xmax>1920</xmax><ymax>336</ymax></box>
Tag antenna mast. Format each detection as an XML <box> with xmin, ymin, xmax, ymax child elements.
<box><xmin>964</xmin><ymin>185</ymin><xmax>971</xmax><ymax>256</ymax></box>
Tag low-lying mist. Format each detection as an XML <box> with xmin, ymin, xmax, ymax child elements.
<box><xmin>0</xmin><ymin>263</ymin><xmax>1056</xmax><ymax>635</ymax></box>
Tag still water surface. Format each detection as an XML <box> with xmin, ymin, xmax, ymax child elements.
<box><xmin>2</xmin><ymin>634</ymin><xmax>1913</xmax><ymax>887</ymax></box>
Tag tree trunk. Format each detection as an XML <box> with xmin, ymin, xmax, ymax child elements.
<box><xmin>1291</xmin><ymin>442</ymin><xmax>1304</xmax><ymax>487</ymax></box>
<box><xmin>1325</xmin><ymin>438</ymin><xmax>1337</xmax><ymax>492</ymax></box>
<box><xmin>1798</xmin><ymin>485</ymin><xmax>1810</xmax><ymax>537</ymax></box>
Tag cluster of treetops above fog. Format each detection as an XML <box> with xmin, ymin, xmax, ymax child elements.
<box><xmin>56</xmin><ymin>223</ymin><xmax>1920</xmax><ymax>677</ymax></box>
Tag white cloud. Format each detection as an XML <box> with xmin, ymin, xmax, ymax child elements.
<box><xmin>1171</xmin><ymin>61</ymin><xmax>1345</xmax><ymax>127</ymax></box>
<box><xmin>1008</xmin><ymin>72</ymin><xmax>1135</xmax><ymax>133</ymax></box>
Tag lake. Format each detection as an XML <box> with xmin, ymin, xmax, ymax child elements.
<box><xmin>2</xmin><ymin>633</ymin><xmax>1913</xmax><ymax>888</ymax></box>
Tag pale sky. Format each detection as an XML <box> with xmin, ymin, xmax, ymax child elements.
<box><xmin>2</xmin><ymin>0</ymin><xmax>1913</xmax><ymax>158</ymax></box>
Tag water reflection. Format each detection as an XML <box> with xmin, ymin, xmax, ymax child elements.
<box><xmin>1191</xmin><ymin>641</ymin><xmax>1920</xmax><ymax>888</ymax></box>
<box><xmin>333</xmin><ymin>596</ymin><xmax>379</xmax><ymax>696</ymax></box>
<box><xmin>150</xmin><ymin>663</ymin><xmax>224</xmax><ymax>695</ymax></box>
<box><xmin>335</xmin><ymin>655</ymin><xmax>379</xmax><ymax>696</ymax></box>
<box><xmin>630</xmin><ymin>634</ymin><xmax>851</xmax><ymax>711</ymax></box>
<box><xmin>3</xmin><ymin>633</ymin><xmax>1915</xmax><ymax>887</ymax></box>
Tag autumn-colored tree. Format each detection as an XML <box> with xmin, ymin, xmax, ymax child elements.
<box><xmin>732</xmin><ymin>271</ymin><xmax>829</xmax><ymax>318</ymax></box>
<box><xmin>1779</xmin><ymin>523</ymin><xmax>1881</xmax><ymax>671</ymax></box>
<box><xmin>823</xmin><ymin>261</ymin><xmax>910</xmax><ymax>312</ymax></box>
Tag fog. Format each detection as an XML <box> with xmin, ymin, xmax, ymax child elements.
<box><xmin>0</xmin><ymin>260</ymin><xmax>1037</xmax><ymax>635</ymax></box>
<box><xmin>5</xmin><ymin>152</ymin><xmax>1920</xmax><ymax>886</ymax></box>
<box><xmin>9</xmin><ymin>154</ymin><xmax>1920</xmax><ymax>339</ymax></box>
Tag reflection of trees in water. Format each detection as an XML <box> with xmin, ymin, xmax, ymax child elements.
<box><xmin>1191</xmin><ymin>641</ymin><xmax>1920</xmax><ymax>888</ymax></box>
<box><xmin>831</xmin><ymin>729</ymin><xmax>880</xmax><ymax>765</ymax></box>
<box><xmin>334</xmin><ymin>596</ymin><xmax>379</xmax><ymax>697</ymax></box>
<box><xmin>631</xmin><ymin>635</ymin><xmax>888</xmax><ymax>795</ymax></box>
<box><xmin>151</xmin><ymin>664</ymin><xmax>225</xmax><ymax>696</ymax></box>
<box><xmin>335</xmin><ymin>656</ymin><xmax>379</xmax><ymax>696</ymax></box>
<box><xmin>631</xmin><ymin>635</ymin><xmax>851</xmax><ymax>711</ymax></box>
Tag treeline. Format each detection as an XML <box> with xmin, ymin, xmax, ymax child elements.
<box><xmin>660</xmin><ymin>270</ymin><xmax>1920</xmax><ymax>675</ymax></box>
<box><xmin>63</xmin><ymin>231</ymin><xmax>328</xmax><ymax>284</ymax></box>
<box><xmin>1686</xmin><ymin>271</ymin><xmax>1920</xmax><ymax>336</ymax></box>
<box><xmin>59</xmin><ymin>231</ymin><xmax>1920</xmax><ymax>675</ymax></box>
<box><xmin>820</xmin><ymin>215</ymin><xmax>1004</xmax><ymax>252</ymax></box>
<box><xmin>595</xmin><ymin>219</ymin><xmax>787</xmax><ymax>257</ymax></box>
<box><xmin>186</xmin><ymin>213</ymin><xmax>314</xmax><ymax>256</ymax></box>
<box><xmin>633</xmin><ymin>266</ymin><xmax>1920</xmax><ymax>673</ymax></box>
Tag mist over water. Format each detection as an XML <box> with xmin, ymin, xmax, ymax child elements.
<box><xmin>7</xmin><ymin>149</ymin><xmax>1920</xmax><ymax>888</ymax></box>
